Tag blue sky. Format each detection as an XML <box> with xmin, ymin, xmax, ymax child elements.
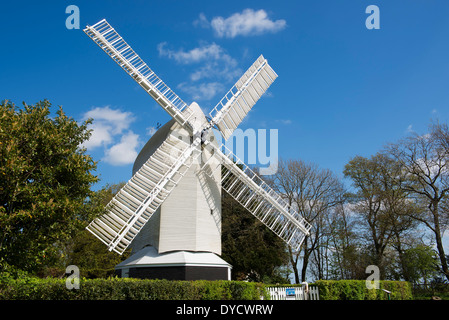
<box><xmin>1</xmin><ymin>1</ymin><xmax>449</xmax><ymax>190</ymax></box>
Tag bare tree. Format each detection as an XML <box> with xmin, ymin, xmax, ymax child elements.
<box><xmin>386</xmin><ymin>123</ymin><xmax>449</xmax><ymax>281</ymax></box>
<box><xmin>321</xmin><ymin>202</ymin><xmax>362</xmax><ymax>280</ymax></box>
<box><xmin>271</xmin><ymin>158</ymin><xmax>345</xmax><ymax>283</ymax></box>
<box><xmin>343</xmin><ymin>153</ymin><xmax>420</xmax><ymax>278</ymax></box>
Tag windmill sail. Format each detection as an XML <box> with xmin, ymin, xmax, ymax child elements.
<box><xmin>202</xmin><ymin>145</ymin><xmax>311</xmax><ymax>251</ymax></box>
<box><xmin>87</xmin><ymin>135</ymin><xmax>199</xmax><ymax>254</ymax></box>
<box><xmin>84</xmin><ymin>19</ymin><xmax>194</xmax><ymax>133</ymax></box>
<box><xmin>208</xmin><ymin>55</ymin><xmax>278</xmax><ymax>140</ymax></box>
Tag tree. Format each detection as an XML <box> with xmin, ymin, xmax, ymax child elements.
<box><xmin>343</xmin><ymin>153</ymin><xmax>419</xmax><ymax>277</ymax></box>
<box><xmin>64</xmin><ymin>182</ymin><xmax>129</xmax><ymax>277</ymax></box>
<box><xmin>272</xmin><ymin>158</ymin><xmax>345</xmax><ymax>283</ymax></box>
<box><xmin>0</xmin><ymin>100</ymin><xmax>98</xmax><ymax>273</ymax></box>
<box><xmin>317</xmin><ymin>202</ymin><xmax>362</xmax><ymax>280</ymax></box>
<box><xmin>430</xmin><ymin>121</ymin><xmax>449</xmax><ymax>152</ymax></box>
<box><xmin>401</xmin><ymin>244</ymin><xmax>440</xmax><ymax>286</ymax></box>
<box><xmin>386</xmin><ymin>123</ymin><xmax>449</xmax><ymax>281</ymax></box>
<box><xmin>221</xmin><ymin>190</ymin><xmax>289</xmax><ymax>283</ymax></box>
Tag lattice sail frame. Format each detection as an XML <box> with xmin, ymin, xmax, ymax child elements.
<box><xmin>84</xmin><ymin>19</ymin><xmax>194</xmax><ymax>132</ymax></box>
<box><xmin>84</xmin><ymin>18</ymin><xmax>311</xmax><ymax>254</ymax></box>
<box><xmin>202</xmin><ymin>144</ymin><xmax>312</xmax><ymax>251</ymax></box>
<box><xmin>208</xmin><ymin>54</ymin><xmax>278</xmax><ymax>140</ymax></box>
<box><xmin>87</xmin><ymin>135</ymin><xmax>199</xmax><ymax>254</ymax></box>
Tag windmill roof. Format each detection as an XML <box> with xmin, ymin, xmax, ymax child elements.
<box><xmin>115</xmin><ymin>246</ymin><xmax>232</xmax><ymax>269</ymax></box>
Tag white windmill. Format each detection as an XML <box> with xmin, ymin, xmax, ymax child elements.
<box><xmin>83</xmin><ymin>19</ymin><xmax>311</xmax><ymax>280</ymax></box>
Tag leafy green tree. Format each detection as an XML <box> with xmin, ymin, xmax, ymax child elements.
<box><xmin>401</xmin><ymin>244</ymin><xmax>440</xmax><ymax>285</ymax></box>
<box><xmin>221</xmin><ymin>190</ymin><xmax>289</xmax><ymax>283</ymax></box>
<box><xmin>66</xmin><ymin>182</ymin><xmax>130</xmax><ymax>277</ymax></box>
<box><xmin>0</xmin><ymin>100</ymin><xmax>98</xmax><ymax>273</ymax></box>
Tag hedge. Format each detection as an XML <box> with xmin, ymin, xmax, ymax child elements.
<box><xmin>0</xmin><ymin>276</ymin><xmax>269</xmax><ymax>300</ymax></box>
<box><xmin>0</xmin><ymin>274</ymin><xmax>413</xmax><ymax>300</ymax></box>
<box><xmin>315</xmin><ymin>280</ymin><xmax>413</xmax><ymax>300</ymax></box>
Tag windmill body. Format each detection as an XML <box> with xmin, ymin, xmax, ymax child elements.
<box><xmin>84</xmin><ymin>19</ymin><xmax>312</xmax><ymax>280</ymax></box>
<box><xmin>114</xmin><ymin>103</ymin><xmax>229</xmax><ymax>280</ymax></box>
<box><xmin>129</xmin><ymin>102</ymin><xmax>222</xmax><ymax>256</ymax></box>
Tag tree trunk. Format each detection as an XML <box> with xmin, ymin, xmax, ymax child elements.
<box><xmin>394</xmin><ymin>234</ymin><xmax>409</xmax><ymax>282</ymax></box>
<box><xmin>288</xmin><ymin>246</ymin><xmax>300</xmax><ymax>284</ymax></box>
<box><xmin>432</xmin><ymin>201</ymin><xmax>449</xmax><ymax>281</ymax></box>
<box><xmin>301</xmin><ymin>249</ymin><xmax>310</xmax><ymax>282</ymax></box>
<box><xmin>300</xmin><ymin>236</ymin><xmax>310</xmax><ymax>282</ymax></box>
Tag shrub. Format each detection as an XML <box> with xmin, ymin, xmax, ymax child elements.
<box><xmin>0</xmin><ymin>275</ymin><xmax>413</xmax><ymax>300</ymax></box>
<box><xmin>0</xmin><ymin>275</ymin><xmax>268</xmax><ymax>300</ymax></box>
<box><xmin>314</xmin><ymin>280</ymin><xmax>412</xmax><ymax>300</ymax></box>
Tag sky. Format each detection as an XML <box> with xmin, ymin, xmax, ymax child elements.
<box><xmin>1</xmin><ymin>0</ymin><xmax>449</xmax><ymax>191</ymax></box>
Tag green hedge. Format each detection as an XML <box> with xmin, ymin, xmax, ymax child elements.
<box><xmin>315</xmin><ymin>280</ymin><xmax>413</xmax><ymax>300</ymax></box>
<box><xmin>0</xmin><ymin>276</ymin><xmax>269</xmax><ymax>300</ymax></box>
<box><xmin>0</xmin><ymin>274</ymin><xmax>413</xmax><ymax>300</ymax></box>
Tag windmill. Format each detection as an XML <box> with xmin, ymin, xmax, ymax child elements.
<box><xmin>83</xmin><ymin>19</ymin><xmax>312</xmax><ymax>280</ymax></box>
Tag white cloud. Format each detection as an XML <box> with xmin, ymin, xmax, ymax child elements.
<box><xmin>103</xmin><ymin>131</ymin><xmax>140</xmax><ymax>166</ymax></box>
<box><xmin>146</xmin><ymin>126</ymin><xmax>157</xmax><ymax>136</ymax></box>
<box><xmin>178</xmin><ymin>82</ymin><xmax>225</xmax><ymax>101</ymax></box>
<box><xmin>83</xmin><ymin>106</ymin><xmax>135</xmax><ymax>135</ymax></box>
<box><xmin>82</xmin><ymin>106</ymin><xmax>135</xmax><ymax>149</ymax></box>
<box><xmin>158</xmin><ymin>42</ymin><xmax>224</xmax><ymax>65</ymax></box>
<box><xmin>275</xmin><ymin>119</ymin><xmax>292</xmax><ymax>125</ymax></box>
<box><xmin>158</xmin><ymin>42</ymin><xmax>241</xmax><ymax>101</ymax></box>
<box><xmin>189</xmin><ymin>58</ymin><xmax>241</xmax><ymax>83</ymax></box>
<box><xmin>82</xmin><ymin>122</ymin><xmax>113</xmax><ymax>149</ymax></box>
<box><xmin>81</xmin><ymin>106</ymin><xmax>140</xmax><ymax>166</ymax></box>
<box><xmin>193</xmin><ymin>13</ymin><xmax>210</xmax><ymax>29</ymax></box>
<box><xmin>205</xmin><ymin>9</ymin><xmax>286</xmax><ymax>38</ymax></box>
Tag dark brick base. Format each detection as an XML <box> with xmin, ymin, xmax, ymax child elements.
<box><xmin>117</xmin><ymin>265</ymin><xmax>229</xmax><ymax>280</ymax></box>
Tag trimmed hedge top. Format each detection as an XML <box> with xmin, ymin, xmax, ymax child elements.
<box><xmin>0</xmin><ymin>277</ymin><xmax>268</xmax><ymax>300</ymax></box>
<box><xmin>0</xmin><ymin>275</ymin><xmax>412</xmax><ymax>300</ymax></box>
<box><xmin>315</xmin><ymin>280</ymin><xmax>413</xmax><ymax>300</ymax></box>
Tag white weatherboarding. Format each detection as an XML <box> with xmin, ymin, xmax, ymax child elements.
<box><xmin>84</xmin><ymin>19</ymin><xmax>312</xmax><ymax>280</ymax></box>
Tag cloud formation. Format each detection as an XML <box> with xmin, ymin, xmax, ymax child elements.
<box><xmin>81</xmin><ymin>106</ymin><xmax>140</xmax><ymax>166</ymax></box>
<box><xmin>103</xmin><ymin>131</ymin><xmax>140</xmax><ymax>166</ymax></box>
<box><xmin>197</xmin><ymin>9</ymin><xmax>286</xmax><ymax>38</ymax></box>
<box><xmin>158</xmin><ymin>42</ymin><xmax>240</xmax><ymax>101</ymax></box>
<box><xmin>146</xmin><ymin>126</ymin><xmax>157</xmax><ymax>136</ymax></box>
<box><xmin>158</xmin><ymin>9</ymin><xmax>286</xmax><ymax>101</ymax></box>
<box><xmin>157</xmin><ymin>42</ymin><xmax>224</xmax><ymax>64</ymax></box>
<box><xmin>82</xmin><ymin>106</ymin><xmax>135</xmax><ymax>148</ymax></box>
<box><xmin>178</xmin><ymin>82</ymin><xmax>225</xmax><ymax>101</ymax></box>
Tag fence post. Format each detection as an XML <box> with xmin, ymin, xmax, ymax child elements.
<box><xmin>309</xmin><ymin>286</ymin><xmax>320</xmax><ymax>300</ymax></box>
<box><xmin>302</xmin><ymin>282</ymin><xmax>309</xmax><ymax>300</ymax></box>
